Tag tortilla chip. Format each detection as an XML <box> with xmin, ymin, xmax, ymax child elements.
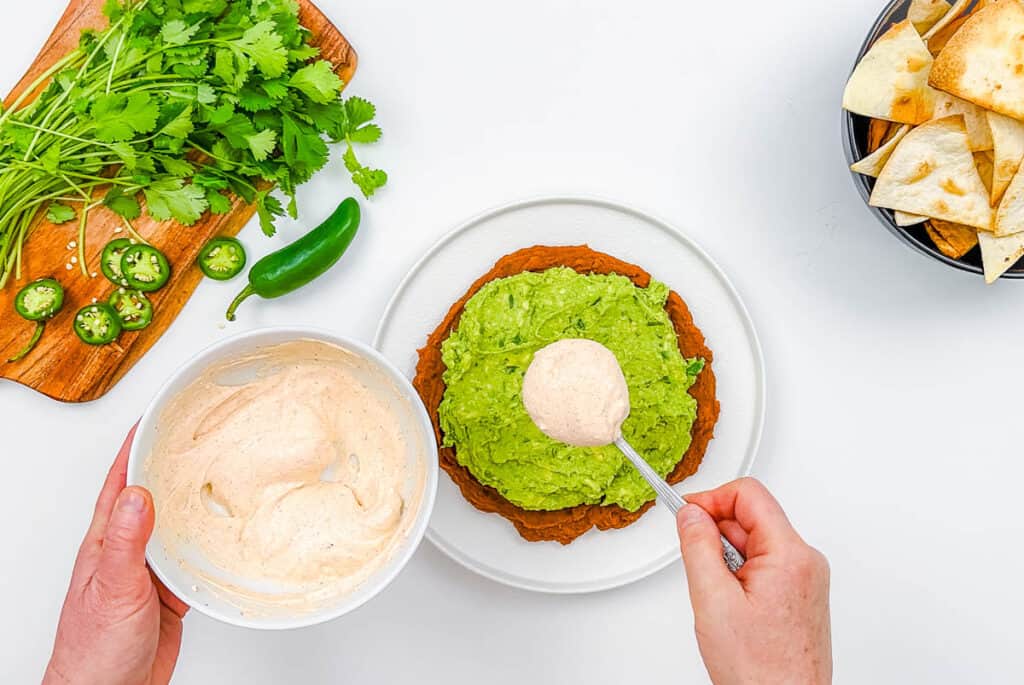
<box><xmin>923</xmin><ymin>0</ymin><xmax>972</xmax><ymax>40</ymax></box>
<box><xmin>851</xmin><ymin>124</ymin><xmax>912</xmax><ymax>176</ymax></box>
<box><xmin>978</xmin><ymin>229</ymin><xmax>1024</xmax><ymax>282</ymax></box>
<box><xmin>987</xmin><ymin>111</ymin><xmax>1024</xmax><ymax>205</ymax></box>
<box><xmin>895</xmin><ymin>211</ymin><xmax>929</xmax><ymax>226</ymax></box>
<box><xmin>928</xmin><ymin>15</ymin><xmax>968</xmax><ymax>54</ymax></box>
<box><xmin>911</xmin><ymin>0</ymin><xmax>952</xmax><ymax>34</ymax></box>
<box><xmin>974</xmin><ymin>151</ymin><xmax>994</xmax><ymax>194</ymax></box>
<box><xmin>926</xmin><ymin>219</ymin><xmax>978</xmax><ymax>258</ymax></box>
<box><xmin>930</xmin><ymin>0</ymin><xmax>1024</xmax><ymax>120</ymax></box>
<box><xmin>868</xmin><ymin>119</ymin><xmax>896</xmax><ymax>152</ymax></box>
<box><xmin>993</xmin><ymin>164</ymin><xmax>1024</xmax><ymax>236</ymax></box>
<box><xmin>870</xmin><ymin>116</ymin><xmax>994</xmax><ymax>230</ymax></box>
<box><xmin>932</xmin><ymin>92</ymin><xmax>993</xmax><ymax>150</ymax></box>
<box><xmin>843</xmin><ymin>20</ymin><xmax>936</xmax><ymax>124</ymax></box>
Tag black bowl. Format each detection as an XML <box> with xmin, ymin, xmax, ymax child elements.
<box><xmin>842</xmin><ymin>0</ymin><xmax>1024</xmax><ymax>279</ymax></box>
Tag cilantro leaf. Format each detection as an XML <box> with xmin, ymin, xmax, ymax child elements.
<box><xmin>104</xmin><ymin>188</ymin><xmax>142</xmax><ymax>221</ymax></box>
<box><xmin>213</xmin><ymin>48</ymin><xmax>248</xmax><ymax>90</ymax></box>
<box><xmin>246</xmin><ymin>128</ymin><xmax>277</xmax><ymax>161</ymax></box>
<box><xmin>102</xmin><ymin>0</ymin><xmax>123</xmax><ymax>21</ymax></box>
<box><xmin>91</xmin><ymin>93</ymin><xmax>160</xmax><ymax>142</ymax></box>
<box><xmin>195</xmin><ymin>83</ymin><xmax>216</xmax><ymax>104</ymax></box>
<box><xmin>281</xmin><ymin>113</ymin><xmax>328</xmax><ymax>183</ymax></box>
<box><xmin>206</xmin><ymin>189</ymin><xmax>233</xmax><ymax>214</ymax></box>
<box><xmin>159</xmin><ymin>105</ymin><xmax>194</xmax><ymax>138</ymax></box>
<box><xmin>344</xmin><ymin>97</ymin><xmax>376</xmax><ymax>127</ymax></box>
<box><xmin>352</xmin><ymin>167</ymin><xmax>388</xmax><ymax>198</ymax></box>
<box><xmin>193</xmin><ymin>171</ymin><xmax>230</xmax><ymax>191</ymax></box>
<box><xmin>46</xmin><ymin>202</ymin><xmax>76</xmax><ymax>224</ymax></box>
<box><xmin>260</xmin><ymin>78</ymin><xmax>289</xmax><ymax>100</ymax></box>
<box><xmin>183</xmin><ymin>0</ymin><xmax>227</xmax><ymax>12</ymax></box>
<box><xmin>237</xmin><ymin>84</ymin><xmax>279</xmax><ymax>112</ymax></box>
<box><xmin>162</xmin><ymin>20</ymin><xmax>201</xmax><ymax>46</ymax></box>
<box><xmin>256</xmin><ymin>190</ymin><xmax>285</xmax><ymax>236</ymax></box>
<box><xmin>289</xmin><ymin>44</ymin><xmax>320</xmax><ymax>61</ymax></box>
<box><xmin>301</xmin><ymin>100</ymin><xmax>347</xmax><ymax>141</ymax></box>
<box><xmin>347</xmin><ymin>124</ymin><xmax>381</xmax><ymax>144</ymax></box>
<box><xmin>155</xmin><ymin>155</ymin><xmax>195</xmax><ymax>177</ymax></box>
<box><xmin>343</xmin><ymin>145</ymin><xmax>387</xmax><ymax>198</ymax></box>
<box><xmin>213</xmin><ymin>113</ymin><xmax>258</xmax><ymax>149</ymax></box>
<box><xmin>109</xmin><ymin>142</ymin><xmax>138</xmax><ymax>170</ymax></box>
<box><xmin>288</xmin><ymin>61</ymin><xmax>342</xmax><ymax>104</ymax></box>
<box><xmin>234</xmin><ymin>21</ymin><xmax>288</xmax><ymax>78</ymax></box>
<box><xmin>143</xmin><ymin>178</ymin><xmax>209</xmax><ymax>225</ymax></box>
<box><xmin>206</xmin><ymin>101</ymin><xmax>235</xmax><ymax>126</ymax></box>
<box><xmin>39</xmin><ymin>143</ymin><xmax>61</xmax><ymax>174</ymax></box>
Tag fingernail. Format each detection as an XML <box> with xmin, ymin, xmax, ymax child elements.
<box><xmin>677</xmin><ymin>503</ymin><xmax>705</xmax><ymax>528</ymax></box>
<box><xmin>116</xmin><ymin>488</ymin><xmax>146</xmax><ymax>515</ymax></box>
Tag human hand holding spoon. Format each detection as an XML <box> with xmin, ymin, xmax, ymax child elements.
<box><xmin>522</xmin><ymin>338</ymin><xmax>744</xmax><ymax>573</ymax></box>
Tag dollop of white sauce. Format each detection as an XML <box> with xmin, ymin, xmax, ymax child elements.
<box><xmin>521</xmin><ymin>339</ymin><xmax>630</xmax><ymax>447</ymax></box>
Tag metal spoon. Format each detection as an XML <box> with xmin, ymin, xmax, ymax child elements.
<box><xmin>614</xmin><ymin>436</ymin><xmax>745</xmax><ymax>573</ymax></box>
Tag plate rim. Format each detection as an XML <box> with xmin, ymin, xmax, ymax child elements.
<box><xmin>372</xmin><ymin>195</ymin><xmax>767</xmax><ymax>594</ymax></box>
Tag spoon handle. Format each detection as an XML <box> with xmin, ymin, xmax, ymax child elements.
<box><xmin>614</xmin><ymin>437</ymin><xmax>745</xmax><ymax>573</ymax></box>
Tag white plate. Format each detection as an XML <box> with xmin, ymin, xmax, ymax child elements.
<box><xmin>374</xmin><ymin>197</ymin><xmax>765</xmax><ymax>593</ymax></box>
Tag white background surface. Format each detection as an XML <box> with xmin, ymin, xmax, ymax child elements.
<box><xmin>2</xmin><ymin>0</ymin><xmax>1021</xmax><ymax>682</ymax></box>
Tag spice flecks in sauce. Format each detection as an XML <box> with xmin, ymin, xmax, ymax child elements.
<box><xmin>146</xmin><ymin>339</ymin><xmax>422</xmax><ymax>613</ymax></box>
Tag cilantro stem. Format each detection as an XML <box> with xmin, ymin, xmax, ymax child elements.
<box><xmin>77</xmin><ymin>203</ymin><xmax>91</xmax><ymax>276</ymax></box>
<box><xmin>8</xmin><ymin>121</ymin><xmax>114</xmax><ymax>149</ymax></box>
<box><xmin>105</xmin><ymin>29</ymin><xmax>128</xmax><ymax>95</ymax></box>
<box><xmin>21</xmin><ymin>20</ymin><xmax>125</xmax><ymax>163</ymax></box>
<box><xmin>123</xmin><ymin>218</ymin><xmax>148</xmax><ymax>245</ymax></box>
<box><xmin>0</xmin><ymin>50</ymin><xmax>82</xmax><ymax>128</ymax></box>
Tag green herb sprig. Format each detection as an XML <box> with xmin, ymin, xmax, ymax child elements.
<box><xmin>0</xmin><ymin>0</ymin><xmax>386</xmax><ymax>287</ymax></box>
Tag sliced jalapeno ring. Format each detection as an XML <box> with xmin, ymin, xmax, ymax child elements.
<box><xmin>101</xmin><ymin>238</ymin><xmax>134</xmax><ymax>286</ymax></box>
<box><xmin>9</xmin><ymin>278</ymin><xmax>65</xmax><ymax>363</ymax></box>
<box><xmin>14</xmin><ymin>278</ymin><xmax>64</xmax><ymax>321</ymax></box>
<box><xmin>197</xmin><ymin>237</ymin><xmax>246</xmax><ymax>281</ymax></box>
<box><xmin>108</xmin><ymin>288</ymin><xmax>153</xmax><ymax>332</ymax></box>
<box><xmin>73</xmin><ymin>303</ymin><xmax>122</xmax><ymax>345</ymax></box>
<box><xmin>121</xmin><ymin>244</ymin><xmax>170</xmax><ymax>292</ymax></box>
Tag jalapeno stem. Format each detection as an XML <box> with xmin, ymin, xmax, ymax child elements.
<box><xmin>8</xmin><ymin>322</ymin><xmax>44</xmax><ymax>363</ymax></box>
<box><xmin>226</xmin><ymin>285</ymin><xmax>255</xmax><ymax>322</ymax></box>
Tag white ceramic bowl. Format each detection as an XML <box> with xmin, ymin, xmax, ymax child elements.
<box><xmin>127</xmin><ymin>327</ymin><xmax>438</xmax><ymax>630</ymax></box>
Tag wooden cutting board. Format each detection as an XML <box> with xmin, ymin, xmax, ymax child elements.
<box><xmin>0</xmin><ymin>0</ymin><xmax>357</xmax><ymax>402</ymax></box>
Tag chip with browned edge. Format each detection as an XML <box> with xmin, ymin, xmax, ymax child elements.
<box><xmin>930</xmin><ymin>0</ymin><xmax>1024</xmax><ymax>120</ymax></box>
<box><xmin>870</xmin><ymin>116</ymin><xmax>993</xmax><ymax>230</ymax></box>
<box><xmin>987</xmin><ymin>111</ymin><xmax>1024</xmax><ymax>206</ymax></box>
<box><xmin>843</xmin><ymin>20</ymin><xmax>936</xmax><ymax>124</ymax></box>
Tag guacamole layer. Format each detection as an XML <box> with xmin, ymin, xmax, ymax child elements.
<box><xmin>438</xmin><ymin>267</ymin><xmax>704</xmax><ymax>513</ymax></box>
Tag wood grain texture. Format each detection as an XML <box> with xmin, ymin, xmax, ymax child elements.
<box><xmin>0</xmin><ymin>0</ymin><xmax>356</xmax><ymax>402</ymax></box>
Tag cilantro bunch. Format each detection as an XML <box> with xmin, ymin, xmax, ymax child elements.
<box><xmin>0</xmin><ymin>0</ymin><xmax>385</xmax><ymax>286</ymax></box>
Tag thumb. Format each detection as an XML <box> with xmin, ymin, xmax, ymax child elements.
<box><xmin>94</xmin><ymin>487</ymin><xmax>155</xmax><ymax>598</ymax></box>
<box><xmin>677</xmin><ymin>503</ymin><xmax>738</xmax><ymax>610</ymax></box>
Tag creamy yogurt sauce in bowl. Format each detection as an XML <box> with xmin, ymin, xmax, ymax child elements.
<box><xmin>128</xmin><ymin>330</ymin><xmax>437</xmax><ymax>629</ymax></box>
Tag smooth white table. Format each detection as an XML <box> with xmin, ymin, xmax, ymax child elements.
<box><xmin>3</xmin><ymin>1</ymin><xmax>1020</xmax><ymax>682</ymax></box>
